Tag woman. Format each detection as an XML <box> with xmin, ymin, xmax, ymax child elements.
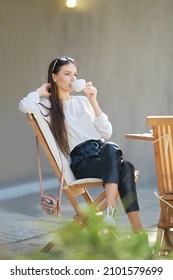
<box><xmin>19</xmin><ymin>56</ymin><xmax>144</xmax><ymax>234</ymax></box>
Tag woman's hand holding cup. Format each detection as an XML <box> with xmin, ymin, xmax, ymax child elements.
<box><xmin>84</xmin><ymin>81</ymin><xmax>97</xmax><ymax>101</ymax></box>
<box><xmin>70</xmin><ymin>79</ymin><xmax>97</xmax><ymax>102</ymax></box>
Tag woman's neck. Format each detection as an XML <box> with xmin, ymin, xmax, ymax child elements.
<box><xmin>58</xmin><ymin>91</ymin><xmax>71</xmax><ymax>101</ymax></box>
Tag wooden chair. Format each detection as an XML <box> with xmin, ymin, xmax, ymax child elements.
<box><xmin>27</xmin><ymin>112</ymin><xmax>119</xmax><ymax>251</ymax></box>
<box><xmin>147</xmin><ymin>116</ymin><xmax>173</xmax><ymax>253</ymax></box>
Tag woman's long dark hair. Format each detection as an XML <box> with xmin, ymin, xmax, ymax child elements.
<box><xmin>47</xmin><ymin>57</ymin><xmax>76</xmax><ymax>156</ymax></box>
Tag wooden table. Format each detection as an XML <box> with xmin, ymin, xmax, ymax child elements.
<box><xmin>125</xmin><ymin>133</ymin><xmax>154</xmax><ymax>141</ymax></box>
<box><xmin>126</xmin><ymin>121</ymin><xmax>173</xmax><ymax>253</ymax></box>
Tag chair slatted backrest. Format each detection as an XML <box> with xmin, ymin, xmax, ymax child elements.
<box><xmin>27</xmin><ymin>112</ymin><xmax>76</xmax><ymax>185</ymax></box>
<box><xmin>147</xmin><ymin>116</ymin><xmax>173</xmax><ymax>197</ymax></box>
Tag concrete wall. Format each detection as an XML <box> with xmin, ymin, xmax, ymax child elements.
<box><xmin>0</xmin><ymin>0</ymin><xmax>173</xmax><ymax>188</ymax></box>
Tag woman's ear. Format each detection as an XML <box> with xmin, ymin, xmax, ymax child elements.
<box><xmin>52</xmin><ymin>73</ymin><xmax>57</xmax><ymax>83</ymax></box>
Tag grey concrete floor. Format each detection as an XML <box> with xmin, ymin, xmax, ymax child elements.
<box><xmin>0</xmin><ymin>178</ymin><xmax>160</xmax><ymax>259</ymax></box>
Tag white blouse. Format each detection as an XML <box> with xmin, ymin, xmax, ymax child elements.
<box><xmin>19</xmin><ymin>91</ymin><xmax>112</xmax><ymax>152</ymax></box>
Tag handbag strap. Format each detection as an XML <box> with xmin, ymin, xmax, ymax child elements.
<box><xmin>36</xmin><ymin>136</ymin><xmax>43</xmax><ymax>195</ymax></box>
<box><xmin>36</xmin><ymin>136</ymin><xmax>65</xmax><ymax>215</ymax></box>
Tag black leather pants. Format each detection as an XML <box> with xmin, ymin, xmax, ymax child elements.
<box><xmin>70</xmin><ymin>140</ymin><xmax>139</xmax><ymax>213</ymax></box>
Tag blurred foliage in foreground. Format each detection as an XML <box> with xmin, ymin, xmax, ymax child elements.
<box><xmin>10</xmin><ymin>208</ymin><xmax>173</xmax><ymax>260</ymax></box>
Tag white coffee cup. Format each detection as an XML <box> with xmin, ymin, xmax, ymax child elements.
<box><xmin>71</xmin><ymin>79</ymin><xmax>86</xmax><ymax>92</ymax></box>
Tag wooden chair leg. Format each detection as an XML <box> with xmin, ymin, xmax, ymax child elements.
<box><xmin>41</xmin><ymin>241</ymin><xmax>55</xmax><ymax>253</ymax></box>
<box><xmin>156</xmin><ymin>227</ymin><xmax>164</xmax><ymax>247</ymax></box>
<box><xmin>40</xmin><ymin>219</ymin><xmax>83</xmax><ymax>253</ymax></box>
<box><xmin>165</xmin><ymin>228</ymin><xmax>173</xmax><ymax>247</ymax></box>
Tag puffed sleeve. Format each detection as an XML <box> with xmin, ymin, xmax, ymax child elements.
<box><xmin>93</xmin><ymin>113</ymin><xmax>112</xmax><ymax>139</ymax></box>
<box><xmin>18</xmin><ymin>91</ymin><xmax>50</xmax><ymax>121</ymax></box>
<box><xmin>18</xmin><ymin>91</ymin><xmax>42</xmax><ymax>114</ymax></box>
<box><xmin>84</xmin><ymin>96</ymin><xmax>112</xmax><ymax>139</ymax></box>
